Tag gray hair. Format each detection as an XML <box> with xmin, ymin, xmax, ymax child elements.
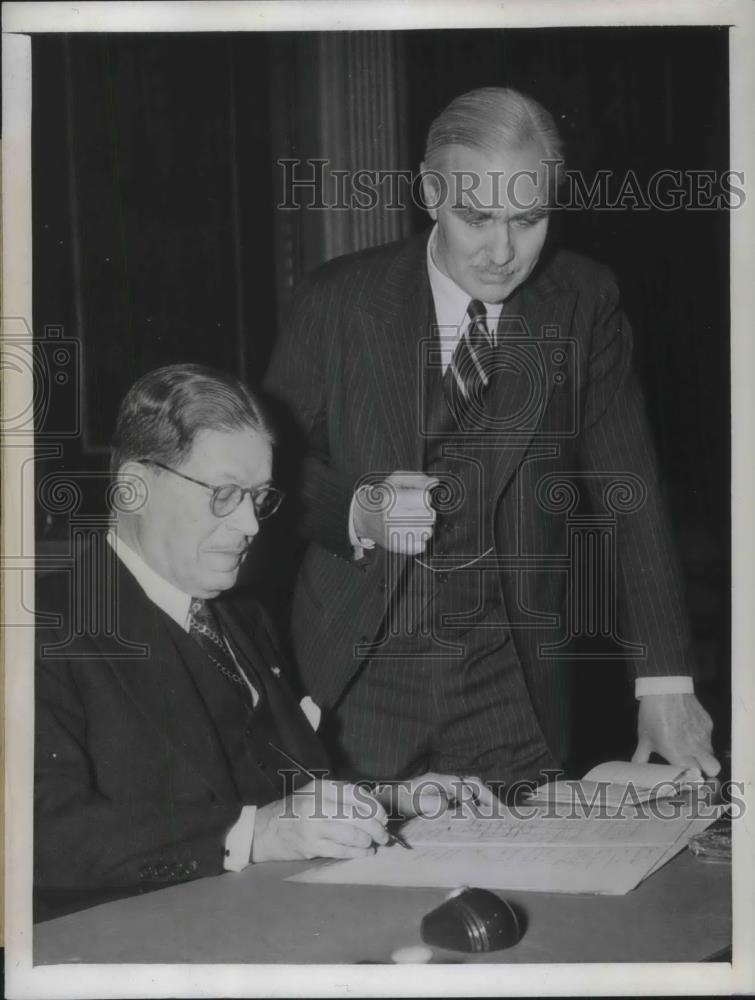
<box><xmin>424</xmin><ymin>87</ymin><xmax>563</xmax><ymax>168</ymax></box>
<box><xmin>110</xmin><ymin>363</ymin><xmax>273</xmax><ymax>475</ymax></box>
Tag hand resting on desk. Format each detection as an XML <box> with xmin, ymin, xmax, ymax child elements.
<box><xmin>633</xmin><ymin>693</ymin><xmax>720</xmax><ymax>778</ymax></box>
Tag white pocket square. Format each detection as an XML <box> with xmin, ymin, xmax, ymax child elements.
<box><xmin>299</xmin><ymin>695</ymin><xmax>322</xmax><ymax>732</ymax></box>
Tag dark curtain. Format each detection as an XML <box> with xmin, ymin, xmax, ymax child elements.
<box><xmin>33</xmin><ymin>33</ymin><xmax>276</xmax><ymax>521</ymax></box>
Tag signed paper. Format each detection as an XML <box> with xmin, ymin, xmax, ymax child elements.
<box><xmin>289</xmin><ymin>810</ymin><xmax>720</xmax><ymax>894</ymax></box>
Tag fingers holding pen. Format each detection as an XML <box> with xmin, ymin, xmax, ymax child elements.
<box><xmin>299</xmin><ymin>780</ymin><xmax>390</xmax><ymax>850</ymax></box>
<box><xmin>251</xmin><ymin>780</ymin><xmax>389</xmax><ymax>863</ymax></box>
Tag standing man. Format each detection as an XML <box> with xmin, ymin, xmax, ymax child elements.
<box><xmin>265</xmin><ymin>87</ymin><xmax>719</xmax><ymax>788</ymax></box>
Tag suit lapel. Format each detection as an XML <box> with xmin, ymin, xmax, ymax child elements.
<box><xmin>357</xmin><ymin>235</ymin><xmax>577</xmax><ymax>494</ymax></box>
<box><xmin>359</xmin><ymin>235</ymin><xmax>433</xmax><ymax>469</ymax></box>
<box><xmin>93</xmin><ymin>560</ymin><xmax>238</xmax><ymax>802</ymax></box>
<box><xmin>486</xmin><ymin>261</ymin><xmax>578</xmax><ymax>498</ymax></box>
<box><xmin>216</xmin><ymin>602</ymin><xmax>276</xmax><ymax>695</ymax></box>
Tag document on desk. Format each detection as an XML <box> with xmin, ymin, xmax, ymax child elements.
<box><xmin>288</xmin><ymin>810</ymin><xmax>721</xmax><ymax>895</ymax></box>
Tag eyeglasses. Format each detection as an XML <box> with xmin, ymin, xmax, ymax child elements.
<box><xmin>139</xmin><ymin>459</ymin><xmax>284</xmax><ymax>520</ymax></box>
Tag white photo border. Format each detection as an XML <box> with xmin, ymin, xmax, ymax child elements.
<box><xmin>3</xmin><ymin>1</ymin><xmax>754</xmax><ymax>997</ymax></box>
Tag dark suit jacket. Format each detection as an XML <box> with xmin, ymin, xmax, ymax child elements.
<box><xmin>34</xmin><ymin>543</ymin><xmax>328</xmax><ymax>915</ymax></box>
<box><xmin>265</xmin><ymin>232</ymin><xmax>696</xmax><ymax>757</ymax></box>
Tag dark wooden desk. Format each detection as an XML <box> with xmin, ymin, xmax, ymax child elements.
<box><xmin>34</xmin><ymin>850</ymin><xmax>730</xmax><ymax>965</ymax></box>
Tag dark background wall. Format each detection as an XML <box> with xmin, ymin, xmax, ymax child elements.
<box><xmin>33</xmin><ymin>33</ymin><xmax>276</xmax><ymax>454</ymax></box>
<box><xmin>32</xmin><ymin>27</ymin><xmax>730</xmax><ymax>764</ymax></box>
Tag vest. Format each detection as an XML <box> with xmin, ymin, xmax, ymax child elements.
<box><xmin>179</xmin><ymin>628</ymin><xmax>315</xmax><ymax>803</ymax></box>
<box><xmin>391</xmin><ymin>358</ymin><xmax>505</xmax><ymax>639</ymax></box>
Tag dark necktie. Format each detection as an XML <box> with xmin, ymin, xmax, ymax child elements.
<box><xmin>188</xmin><ymin>598</ymin><xmax>257</xmax><ymax>708</ymax></box>
<box><xmin>444</xmin><ymin>299</ymin><xmax>497</xmax><ymax>424</ymax></box>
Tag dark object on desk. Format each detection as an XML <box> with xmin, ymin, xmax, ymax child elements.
<box><xmin>420</xmin><ymin>888</ymin><xmax>523</xmax><ymax>953</ymax></box>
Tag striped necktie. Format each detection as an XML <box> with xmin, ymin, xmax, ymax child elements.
<box><xmin>444</xmin><ymin>299</ymin><xmax>497</xmax><ymax>422</ymax></box>
<box><xmin>188</xmin><ymin>598</ymin><xmax>257</xmax><ymax>707</ymax></box>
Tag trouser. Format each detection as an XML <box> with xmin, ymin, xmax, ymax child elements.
<box><xmin>322</xmin><ymin>609</ymin><xmax>557</xmax><ymax>789</ymax></box>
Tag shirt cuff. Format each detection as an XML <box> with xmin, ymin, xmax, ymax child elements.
<box><xmin>635</xmin><ymin>676</ymin><xmax>694</xmax><ymax>698</ymax></box>
<box><xmin>348</xmin><ymin>490</ymin><xmax>376</xmax><ymax>558</ymax></box>
<box><xmin>223</xmin><ymin>805</ymin><xmax>257</xmax><ymax>871</ymax></box>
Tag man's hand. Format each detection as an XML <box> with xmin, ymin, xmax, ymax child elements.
<box><xmin>375</xmin><ymin>772</ymin><xmax>498</xmax><ymax>818</ymax></box>
<box><xmin>353</xmin><ymin>472</ymin><xmax>438</xmax><ymax>555</ymax></box>
<box><xmin>251</xmin><ymin>780</ymin><xmax>389</xmax><ymax>863</ymax></box>
<box><xmin>632</xmin><ymin>693</ymin><xmax>720</xmax><ymax>777</ymax></box>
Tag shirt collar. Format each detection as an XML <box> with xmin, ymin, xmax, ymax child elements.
<box><xmin>107</xmin><ymin>528</ymin><xmax>192</xmax><ymax>631</ymax></box>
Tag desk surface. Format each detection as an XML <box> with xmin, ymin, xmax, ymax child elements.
<box><xmin>34</xmin><ymin>850</ymin><xmax>730</xmax><ymax>965</ymax></box>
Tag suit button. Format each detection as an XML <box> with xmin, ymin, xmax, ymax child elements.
<box><xmin>256</xmin><ymin>759</ymin><xmax>267</xmax><ymax>769</ymax></box>
<box><xmin>437</xmin><ymin>573</ymin><xmax>448</xmax><ymax>584</ymax></box>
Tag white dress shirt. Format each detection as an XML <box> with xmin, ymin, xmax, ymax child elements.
<box><xmin>350</xmin><ymin>227</ymin><xmax>692</xmax><ymax>698</ymax></box>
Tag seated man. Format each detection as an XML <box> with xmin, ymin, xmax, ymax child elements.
<box><xmin>35</xmin><ymin>364</ymin><xmax>485</xmax><ymax>920</ymax></box>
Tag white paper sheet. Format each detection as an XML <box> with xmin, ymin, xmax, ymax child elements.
<box><xmin>288</xmin><ymin>809</ymin><xmax>720</xmax><ymax>895</ymax></box>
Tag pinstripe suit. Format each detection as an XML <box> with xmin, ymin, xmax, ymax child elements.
<box><xmin>265</xmin><ymin>231</ymin><xmax>694</xmax><ymax>776</ymax></box>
